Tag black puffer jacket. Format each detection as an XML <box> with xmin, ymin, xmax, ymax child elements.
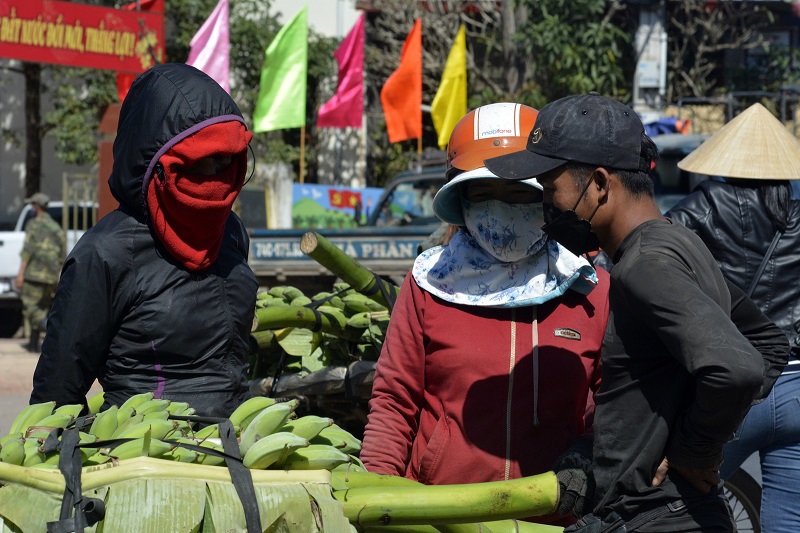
<box><xmin>667</xmin><ymin>180</ymin><xmax>800</xmax><ymax>353</ymax></box>
<box><xmin>31</xmin><ymin>64</ymin><xmax>258</xmax><ymax>417</ymax></box>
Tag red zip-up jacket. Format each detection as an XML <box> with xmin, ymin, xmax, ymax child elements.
<box><xmin>361</xmin><ymin>269</ymin><xmax>609</xmax><ymax>525</ymax></box>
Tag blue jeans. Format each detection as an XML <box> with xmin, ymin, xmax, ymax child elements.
<box><xmin>721</xmin><ymin>372</ymin><xmax>800</xmax><ymax>533</ymax></box>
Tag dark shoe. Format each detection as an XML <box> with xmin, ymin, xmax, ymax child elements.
<box><xmin>27</xmin><ymin>330</ymin><xmax>40</xmax><ymax>353</ymax></box>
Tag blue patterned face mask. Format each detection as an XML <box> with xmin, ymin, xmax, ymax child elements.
<box><xmin>462</xmin><ymin>199</ymin><xmax>546</xmax><ymax>263</ymax></box>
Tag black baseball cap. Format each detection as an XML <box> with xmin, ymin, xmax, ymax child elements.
<box><xmin>485</xmin><ymin>92</ymin><xmax>650</xmax><ymax>180</ymax></box>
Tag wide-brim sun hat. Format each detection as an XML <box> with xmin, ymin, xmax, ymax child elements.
<box><xmin>678</xmin><ymin>102</ymin><xmax>800</xmax><ymax>180</ymax></box>
<box><xmin>432</xmin><ymin>166</ymin><xmax>542</xmax><ymax>226</ymax></box>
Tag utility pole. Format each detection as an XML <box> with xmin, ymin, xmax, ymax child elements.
<box><xmin>632</xmin><ymin>1</ymin><xmax>668</xmax><ymax>124</ymax></box>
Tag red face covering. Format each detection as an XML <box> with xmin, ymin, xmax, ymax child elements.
<box><xmin>147</xmin><ymin>121</ymin><xmax>252</xmax><ymax>271</ymax></box>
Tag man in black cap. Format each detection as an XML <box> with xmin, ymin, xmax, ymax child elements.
<box><xmin>486</xmin><ymin>93</ymin><xmax>790</xmax><ymax>532</ymax></box>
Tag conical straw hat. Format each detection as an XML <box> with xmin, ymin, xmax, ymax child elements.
<box><xmin>677</xmin><ymin>103</ymin><xmax>800</xmax><ymax>180</ymax></box>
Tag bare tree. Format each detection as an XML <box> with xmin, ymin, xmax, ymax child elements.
<box><xmin>666</xmin><ymin>1</ymin><xmax>771</xmax><ymax>101</ymax></box>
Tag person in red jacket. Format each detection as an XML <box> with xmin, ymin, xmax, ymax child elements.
<box><xmin>360</xmin><ymin>103</ymin><xmax>610</xmax><ymax>527</ymax></box>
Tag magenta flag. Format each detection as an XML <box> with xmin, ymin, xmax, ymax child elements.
<box><xmin>317</xmin><ymin>14</ymin><xmax>365</xmax><ymax>128</ymax></box>
<box><xmin>187</xmin><ymin>0</ymin><xmax>230</xmax><ymax>93</ymax></box>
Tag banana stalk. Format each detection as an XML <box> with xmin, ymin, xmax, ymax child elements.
<box><xmin>0</xmin><ymin>456</ymin><xmax>331</xmax><ymax>494</ymax></box>
<box><xmin>299</xmin><ymin>231</ymin><xmax>400</xmax><ymax>308</ymax></box>
<box><xmin>333</xmin><ymin>472</ymin><xmax>558</xmax><ymax>527</ymax></box>
<box><xmin>252</xmin><ymin>305</ymin><xmax>363</xmax><ymax>342</ymax></box>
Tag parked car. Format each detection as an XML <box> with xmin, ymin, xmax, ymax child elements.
<box><xmin>0</xmin><ymin>201</ymin><xmax>96</xmax><ymax>337</ymax></box>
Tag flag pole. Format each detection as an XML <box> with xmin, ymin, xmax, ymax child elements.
<box><xmin>299</xmin><ymin>125</ymin><xmax>306</xmax><ymax>184</ymax></box>
<box><xmin>357</xmin><ymin>122</ymin><xmax>366</xmax><ymax>188</ymax></box>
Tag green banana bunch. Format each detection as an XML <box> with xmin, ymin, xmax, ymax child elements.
<box><xmin>22</xmin><ymin>438</ymin><xmax>46</xmax><ymax>467</ymax></box>
<box><xmin>0</xmin><ymin>433</ymin><xmax>23</xmax><ymax>446</ymax></box>
<box><xmin>119</xmin><ymin>392</ymin><xmax>155</xmax><ymax>411</ymax></box>
<box><xmin>115</xmin><ymin>406</ymin><xmax>136</xmax><ymax>426</ymax></box>
<box><xmin>342</xmin><ymin>293</ymin><xmax>387</xmax><ymax>314</ymax></box>
<box><xmin>192</xmin><ymin>423</ymin><xmax>221</xmax><ymax>440</ymax></box>
<box><xmin>102</xmin><ymin>437</ymin><xmax>174</xmax><ymax>461</ymax></box>
<box><xmin>345</xmin><ymin>311</ymin><xmax>373</xmax><ymax>330</ymax></box>
<box><xmin>257</xmin><ymin>297</ymin><xmax>290</xmax><ymax>309</ymax></box>
<box><xmin>0</xmin><ymin>437</ymin><xmax>25</xmax><ymax>465</ymax></box>
<box><xmin>164</xmin><ymin>401</ymin><xmax>191</xmax><ymax>416</ymax></box>
<box><xmin>195</xmin><ymin>439</ymin><xmax>227</xmax><ymax>466</ymax></box>
<box><xmin>332</xmin><ymin>282</ymin><xmax>354</xmax><ymax>296</ymax></box>
<box><xmin>28</xmin><ymin>412</ymin><xmax>75</xmax><ymax>433</ymax></box>
<box><xmin>142</xmin><ymin>410</ymin><xmax>170</xmax><ymax>422</ymax></box>
<box><xmin>228</xmin><ymin>396</ymin><xmax>278</xmax><ymax>429</ymax></box>
<box><xmin>111</xmin><ymin>413</ymin><xmax>145</xmax><ymax>438</ymax></box>
<box><xmin>311</xmin><ymin>292</ymin><xmax>346</xmax><ymax>310</ymax></box>
<box><xmin>268</xmin><ymin>285</ymin><xmax>304</xmax><ymax>302</ymax></box>
<box><xmin>114</xmin><ymin>419</ymin><xmax>178</xmax><ymax>440</ymax></box>
<box><xmin>291</xmin><ymin>295</ymin><xmax>313</xmax><ymax>307</ymax></box>
<box><xmin>8</xmin><ymin>401</ymin><xmax>56</xmax><ymax>435</ymax></box>
<box><xmin>54</xmin><ymin>403</ymin><xmax>85</xmax><ymax>418</ymax></box>
<box><xmin>86</xmin><ymin>391</ymin><xmax>105</xmax><ymax>415</ymax></box>
<box><xmin>278</xmin><ymin>444</ymin><xmax>352</xmax><ymax>471</ymax></box>
<box><xmin>162</xmin><ymin>443</ymin><xmax>200</xmax><ymax>463</ymax></box>
<box><xmin>279</xmin><ymin>415</ymin><xmax>334</xmax><ymax>440</ymax></box>
<box><xmin>135</xmin><ymin>398</ymin><xmax>171</xmax><ymax>415</ymax></box>
<box><xmin>238</xmin><ymin>400</ymin><xmax>299</xmax><ymax>456</ymax></box>
<box><xmin>241</xmin><ymin>432</ymin><xmax>309</xmax><ymax>469</ymax></box>
<box><xmin>311</xmin><ymin>424</ymin><xmax>362</xmax><ymax>455</ymax></box>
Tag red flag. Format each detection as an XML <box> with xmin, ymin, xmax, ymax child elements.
<box><xmin>116</xmin><ymin>0</ymin><xmax>165</xmax><ymax>102</ymax></box>
<box><xmin>380</xmin><ymin>19</ymin><xmax>422</xmax><ymax>143</ymax></box>
<box><xmin>317</xmin><ymin>14</ymin><xmax>365</xmax><ymax>128</ymax></box>
<box><xmin>329</xmin><ymin>189</ymin><xmax>362</xmax><ymax>209</ymax></box>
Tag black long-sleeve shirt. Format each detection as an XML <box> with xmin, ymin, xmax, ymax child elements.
<box><xmin>593</xmin><ymin>218</ymin><xmax>788</xmax><ymax>520</ymax></box>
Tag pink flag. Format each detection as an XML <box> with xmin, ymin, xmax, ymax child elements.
<box><xmin>186</xmin><ymin>0</ymin><xmax>230</xmax><ymax>93</ymax></box>
<box><xmin>317</xmin><ymin>14</ymin><xmax>365</xmax><ymax>128</ymax></box>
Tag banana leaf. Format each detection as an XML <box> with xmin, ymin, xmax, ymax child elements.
<box><xmin>0</xmin><ymin>458</ymin><xmax>343</xmax><ymax>532</ymax></box>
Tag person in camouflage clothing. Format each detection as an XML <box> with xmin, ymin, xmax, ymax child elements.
<box><xmin>15</xmin><ymin>193</ymin><xmax>66</xmax><ymax>353</ymax></box>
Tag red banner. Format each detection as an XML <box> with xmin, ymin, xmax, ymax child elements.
<box><xmin>328</xmin><ymin>189</ymin><xmax>362</xmax><ymax>209</ymax></box>
<box><xmin>0</xmin><ymin>0</ymin><xmax>164</xmax><ymax>73</ymax></box>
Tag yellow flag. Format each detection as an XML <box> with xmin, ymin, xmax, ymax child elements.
<box><xmin>431</xmin><ymin>25</ymin><xmax>467</xmax><ymax>150</ymax></box>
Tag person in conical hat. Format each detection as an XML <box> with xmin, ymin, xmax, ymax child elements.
<box><xmin>360</xmin><ymin>103</ymin><xmax>610</xmax><ymax>526</ymax></box>
<box><xmin>667</xmin><ymin>102</ymin><xmax>800</xmax><ymax>532</ymax></box>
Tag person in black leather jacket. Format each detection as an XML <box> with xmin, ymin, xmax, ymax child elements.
<box><xmin>667</xmin><ymin>102</ymin><xmax>800</xmax><ymax>532</ymax></box>
<box><xmin>30</xmin><ymin>64</ymin><xmax>258</xmax><ymax>418</ymax></box>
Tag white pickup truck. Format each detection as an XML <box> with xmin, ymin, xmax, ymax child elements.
<box><xmin>0</xmin><ymin>202</ymin><xmax>96</xmax><ymax>337</ymax></box>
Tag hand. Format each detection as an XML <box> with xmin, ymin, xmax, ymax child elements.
<box><xmin>556</xmin><ymin>468</ymin><xmax>594</xmax><ymax>517</ymax></box>
<box><xmin>671</xmin><ymin>463</ymin><xmax>721</xmax><ymax>494</ymax></box>
<box><xmin>651</xmin><ymin>456</ymin><xmax>721</xmax><ymax>494</ymax></box>
<box><xmin>14</xmin><ymin>273</ymin><xmax>24</xmax><ymax>291</ymax></box>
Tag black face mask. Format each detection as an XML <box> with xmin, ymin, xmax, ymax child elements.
<box><xmin>541</xmin><ymin>174</ymin><xmax>601</xmax><ymax>256</ymax></box>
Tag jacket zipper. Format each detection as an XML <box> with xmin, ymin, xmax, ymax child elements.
<box><xmin>505</xmin><ymin>309</ymin><xmax>517</xmax><ymax>481</ymax></box>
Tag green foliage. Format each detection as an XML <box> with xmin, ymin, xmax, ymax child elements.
<box><xmin>516</xmin><ymin>0</ymin><xmax>632</xmax><ymax>101</ymax></box>
<box><xmin>44</xmin><ymin>67</ymin><xmax>117</xmax><ymax>165</ymax></box>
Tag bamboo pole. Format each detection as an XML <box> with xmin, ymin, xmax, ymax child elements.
<box><xmin>300</xmin><ymin>232</ymin><xmax>399</xmax><ymax>308</ymax></box>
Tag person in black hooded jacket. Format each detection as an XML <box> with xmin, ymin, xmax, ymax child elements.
<box><xmin>667</xmin><ymin>103</ymin><xmax>800</xmax><ymax>532</ymax></box>
<box><xmin>30</xmin><ymin>63</ymin><xmax>258</xmax><ymax>418</ymax></box>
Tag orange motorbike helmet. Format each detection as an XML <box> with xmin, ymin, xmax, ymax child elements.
<box><xmin>445</xmin><ymin>103</ymin><xmax>539</xmax><ymax>180</ymax></box>
<box><xmin>433</xmin><ymin>103</ymin><xmax>541</xmax><ymax>226</ymax></box>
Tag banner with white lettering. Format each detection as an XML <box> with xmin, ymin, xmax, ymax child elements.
<box><xmin>0</xmin><ymin>0</ymin><xmax>164</xmax><ymax>73</ymax></box>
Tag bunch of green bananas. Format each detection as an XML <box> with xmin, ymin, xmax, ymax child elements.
<box><xmin>0</xmin><ymin>395</ymin><xmax>363</xmax><ymax>473</ymax></box>
<box><xmin>251</xmin><ymin>283</ymin><xmax>392</xmax><ymax>377</ymax></box>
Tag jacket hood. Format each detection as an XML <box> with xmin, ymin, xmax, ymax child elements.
<box><xmin>108</xmin><ymin>63</ymin><xmax>246</xmax><ymax>218</ymax></box>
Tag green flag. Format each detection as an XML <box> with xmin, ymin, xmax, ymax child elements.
<box><xmin>253</xmin><ymin>7</ymin><xmax>308</xmax><ymax>132</ymax></box>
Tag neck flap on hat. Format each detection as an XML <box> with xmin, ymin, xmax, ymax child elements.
<box><xmin>412</xmin><ymin>230</ymin><xmax>597</xmax><ymax>307</ymax></box>
<box><xmin>147</xmin><ymin>121</ymin><xmax>252</xmax><ymax>271</ymax></box>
